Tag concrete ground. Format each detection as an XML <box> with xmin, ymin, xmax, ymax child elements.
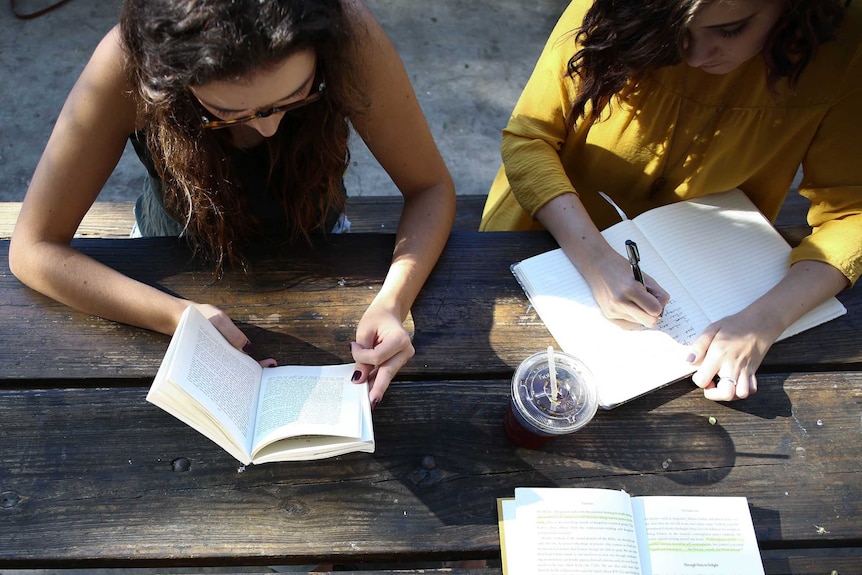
<box><xmin>0</xmin><ymin>0</ymin><xmax>570</xmax><ymax>204</ymax></box>
<box><xmin>0</xmin><ymin>1</ymin><xmax>565</xmax><ymax>572</ymax></box>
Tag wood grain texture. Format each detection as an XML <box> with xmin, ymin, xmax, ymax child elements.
<box><xmin>0</xmin><ymin>189</ymin><xmax>812</xmax><ymax>239</ymax></box>
<box><xmin>760</xmin><ymin>548</ymin><xmax>862</xmax><ymax>575</ymax></box>
<box><xmin>1</xmin><ymin>194</ymin><xmax>859</xmax><ymax>572</ymax></box>
<box><xmin>2</xmin><ymin>232</ymin><xmax>859</xmax><ymax>383</ymax></box>
<box><xmin>1</xmin><ymin>373</ymin><xmax>861</xmax><ymax>566</ymax></box>
<box><xmin>0</xmin><ymin>196</ymin><xmax>489</xmax><ymax>239</ymax></box>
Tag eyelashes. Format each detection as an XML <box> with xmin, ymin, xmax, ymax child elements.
<box><xmin>719</xmin><ymin>22</ymin><xmax>749</xmax><ymax>38</ymax></box>
<box><xmin>210</xmin><ymin>77</ymin><xmax>316</xmax><ymax>119</ymax></box>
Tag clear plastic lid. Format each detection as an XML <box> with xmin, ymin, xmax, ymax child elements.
<box><xmin>511</xmin><ymin>349</ymin><xmax>598</xmax><ymax>435</ymax></box>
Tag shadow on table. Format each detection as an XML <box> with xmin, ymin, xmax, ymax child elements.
<box><xmin>371</xmin><ymin>383</ymin><xmax>739</xmax><ymax>528</ymax></box>
<box><xmin>238</xmin><ymin>322</ymin><xmax>346</xmax><ymax>365</ymax></box>
<box><xmin>720</xmin><ymin>372</ymin><xmax>794</xmax><ymax>420</ymax></box>
<box><xmin>373</xmin><ymin>374</ymin><xmax>800</xmax><ymax>527</ymax></box>
<box><xmin>547</xmin><ymin>410</ymin><xmax>738</xmax><ymax>486</ymax></box>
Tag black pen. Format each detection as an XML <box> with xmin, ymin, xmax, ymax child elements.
<box><xmin>625</xmin><ymin>239</ymin><xmax>645</xmax><ymax>286</ymax></box>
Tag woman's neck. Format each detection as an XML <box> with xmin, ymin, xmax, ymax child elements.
<box><xmin>227</xmin><ymin>126</ymin><xmax>267</xmax><ymax>149</ymax></box>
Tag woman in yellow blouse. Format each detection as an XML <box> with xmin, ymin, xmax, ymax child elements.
<box><xmin>482</xmin><ymin>0</ymin><xmax>861</xmax><ymax>401</ymax></box>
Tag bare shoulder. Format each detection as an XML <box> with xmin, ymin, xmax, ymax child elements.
<box><xmin>73</xmin><ymin>25</ymin><xmax>140</xmax><ymax>131</ymax></box>
<box><xmin>341</xmin><ymin>0</ymin><xmax>375</xmax><ymax>26</ymax></box>
<box><xmin>86</xmin><ymin>26</ymin><xmax>132</xmax><ymax>87</ymax></box>
<box><xmin>340</xmin><ymin>0</ymin><xmax>389</xmax><ymax>52</ymax></box>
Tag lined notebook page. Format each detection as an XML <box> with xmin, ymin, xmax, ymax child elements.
<box><xmin>634</xmin><ymin>190</ymin><xmax>846</xmax><ymax>340</ymax></box>
<box><xmin>601</xmin><ymin>223</ymin><xmax>710</xmax><ymax>346</ymax></box>
<box><xmin>511</xmin><ymin>189</ymin><xmax>846</xmax><ymax>408</ymax></box>
<box><xmin>512</xmin><ymin>221</ymin><xmax>704</xmax><ymax>409</ymax></box>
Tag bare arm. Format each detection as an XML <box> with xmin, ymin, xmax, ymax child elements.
<box><xmin>8</xmin><ymin>28</ymin><xmax>251</xmax><ymax>350</ymax></box>
<box><xmin>536</xmin><ymin>192</ymin><xmax>668</xmax><ymax>327</ymax></box>
<box><xmin>343</xmin><ymin>0</ymin><xmax>456</xmax><ymax>403</ymax></box>
<box><xmin>690</xmin><ymin>260</ymin><xmax>848</xmax><ymax>401</ymax></box>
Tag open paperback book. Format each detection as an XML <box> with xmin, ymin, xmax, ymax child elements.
<box><xmin>497</xmin><ymin>487</ymin><xmax>765</xmax><ymax>575</ymax></box>
<box><xmin>511</xmin><ymin>189</ymin><xmax>846</xmax><ymax>409</ymax></box>
<box><xmin>147</xmin><ymin>305</ymin><xmax>374</xmax><ymax>464</ymax></box>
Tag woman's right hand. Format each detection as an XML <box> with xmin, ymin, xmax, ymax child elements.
<box><xmin>192</xmin><ymin>303</ymin><xmax>253</xmax><ymax>353</ymax></box>
<box><xmin>191</xmin><ymin>303</ymin><xmax>276</xmax><ymax>367</ymax></box>
<box><xmin>535</xmin><ymin>193</ymin><xmax>669</xmax><ymax>328</ymax></box>
<box><xmin>579</xmin><ymin>245</ymin><xmax>669</xmax><ymax>328</ymax></box>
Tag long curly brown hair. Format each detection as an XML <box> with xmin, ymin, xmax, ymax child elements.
<box><xmin>120</xmin><ymin>0</ymin><xmax>366</xmax><ymax>271</ymax></box>
<box><xmin>567</xmin><ymin>0</ymin><xmax>849</xmax><ymax>122</ymax></box>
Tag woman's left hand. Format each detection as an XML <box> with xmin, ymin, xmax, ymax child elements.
<box><xmin>349</xmin><ymin>301</ymin><xmax>415</xmax><ymax>409</ymax></box>
<box><xmin>341</xmin><ymin>0</ymin><xmax>455</xmax><ymax>409</ymax></box>
<box><xmin>688</xmin><ymin>260</ymin><xmax>849</xmax><ymax>401</ymax></box>
<box><xmin>687</xmin><ymin>309</ymin><xmax>784</xmax><ymax>401</ymax></box>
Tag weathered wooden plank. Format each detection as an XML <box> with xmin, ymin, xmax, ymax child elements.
<box><xmin>0</xmin><ymin>188</ymin><xmax>813</xmax><ymax>239</ymax></box>
<box><xmin>0</xmin><ymin>201</ymin><xmax>137</xmax><ymax>239</ymax></box>
<box><xmin>328</xmin><ymin>571</ymin><xmax>501</xmax><ymax>575</ymax></box>
<box><xmin>343</xmin><ymin>195</ymin><xmax>488</xmax><ymax>233</ymax></box>
<box><xmin>297</xmin><ymin>571</ymin><xmax>501</xmax><ymax>575</ymax></box>
<box><xmin>0</xmin><ymin>191</ymin><xmax>813</xmax><ymax>239</ymax></box>
<box><xmin>0</xmin><ymin>196</ymin><xmax>489</xmax><ymax>238</ymax></box>
<box><xmin>1</xmin><ymin>372</ymin><xmax>860</xmax><ymax>566</ymax></box>
<box><xmin>760</xmin><ymin>548</ymin><xmax>862</xmax><ymax>575</ymax></box>
<box><xmin>1</xmin><ymin>233</ymin><xmax>860</xmax><ymax>383</ymax></box>
<box><xmin>148</xmin><ymin>571</ymin><xmax>502</xmax><ymax>575</ymax></box>
<box><xmin>0</xmin><ymin>568</ymin><xmax>498</xmax><ymax>574</ymax></box>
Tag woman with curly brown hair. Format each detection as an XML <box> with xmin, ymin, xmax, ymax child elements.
<box><xmin>9</xmin><ymin>0</ymin><xmax>456</xmax><ymax>405</ymax></box>
<box><xmin>482</xmin><ymin>0</ymin><xmax>861</xmax><ymax>402</ymax></box>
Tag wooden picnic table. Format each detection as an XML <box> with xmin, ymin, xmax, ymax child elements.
<box><xmin>1</xmin><ymin>222</ymin><xmax>861</xmax><ymax>573</ymax></box>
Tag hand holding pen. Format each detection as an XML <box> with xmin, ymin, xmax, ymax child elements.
<box><xmin>624</xmin><ymin>239</ymin><xmax>668</xmax><ymax>323</ymax></box>
<box><xmin>625</xmin><ymin>239</ymin><xmax>645</xmax><ymax>286</ymax></box>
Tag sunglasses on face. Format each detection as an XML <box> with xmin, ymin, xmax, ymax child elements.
<box><xmin>197</xmin><ymin>73</ymin><xmax>326</xmax><ymax>130</ymax></box>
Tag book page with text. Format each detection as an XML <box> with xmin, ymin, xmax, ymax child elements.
<box><xmin>252</xmin><ymin>364</ymin><xmax>363</xmax><ymax>453</ymax></box>
<box><xmin>513</xmin><ymin>221</ymin><xmax>706</xmax><ymax>408</ymax></box>
<box><xmin>148</xmin><ymin>306</ymin><xmax>263</xmax><ymax>461</ymax></box>
<box><xmin>514</xmin><ymin>487</ymin><xmax>644</xmax><ymax>575</ymax></box>
<box><xmin>634</xmin><ymin>190</ymin><xmax>845</xmax><ymax>339</ymax></box>
<box><xmin>631</xmin><ymin>496</ymin><xmax>764</xmax><ymax>575</ymax></box>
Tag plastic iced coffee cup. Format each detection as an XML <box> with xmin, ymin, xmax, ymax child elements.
<box><xmin>504</xmin><ymin>347</ymin><xmax>598</xmax><ymax>448</ymax></box>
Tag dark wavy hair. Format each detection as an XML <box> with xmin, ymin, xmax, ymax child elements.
<box><xmin>120</xmin><ymin>0</ymin><xmax>365</xmax><ymax>271</ymax></box>
<box><xmin>567</xmin><ymin>0</ymin><xmax>850</xmax><ymax>122</ymax></box>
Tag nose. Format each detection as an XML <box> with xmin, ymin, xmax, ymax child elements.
<box><xmin>684</xmin><ymin>31</ymin><xmax>718</xmax><ymax>67</ymax></box>
<box><xmin>248</xmin><ymin>112</ymin><xmax>285</xmax><ymax>138</ymax></box>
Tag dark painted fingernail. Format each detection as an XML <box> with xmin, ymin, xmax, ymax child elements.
<box><xmin>372</xmin><ymin>398</ymin><xmax>381</xmax><ymax>409</ymax></box>
<box><xmin>243</xmin><ymin>341</ymin><xmax>253</xmax><ymax>354</ymax></box>
<box><xmin>352</xmin><ymin>370</ymin><xmax>362</xmax><ymax>382</ymax></box>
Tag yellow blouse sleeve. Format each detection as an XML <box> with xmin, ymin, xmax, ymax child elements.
<box><xmin>499</xmin><ymin>1</ymin><xmax>587</xmax><ymax>217</ymax></box>
<box><xmin>793</xmin><ymin>45</ymin><xmax>862</xmax><ymax>285</ymax></box>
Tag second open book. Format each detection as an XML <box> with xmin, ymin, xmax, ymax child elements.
<box><xmin>147</xmin><ymin>305</ymin><xmax>374</xmax><ymax>465</ymax></box>
<box><xmin>512</xmin><ymin>189</ymin><xmax>846</xmax><ymax>409</ymax></box>
<box><xmin>498</xmin><ymin>488</ymin><xmax>765</xmax><ymax>575</ymax></box>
